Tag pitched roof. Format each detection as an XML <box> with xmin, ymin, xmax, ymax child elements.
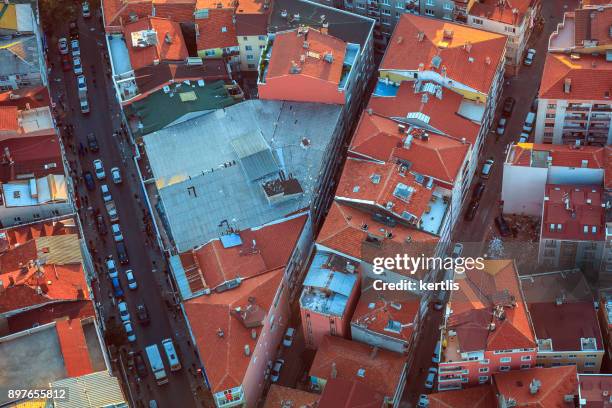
<box><xmin>427</xmin><ymin>385</ymin><xmax>496</xmax><ymax>408</ymax></box>
<box><xmin>349</xmin><ymin>111</ymin><xmax>469</xmax><ymax>183</ymax></box>
<box><xmin>309</xmin><ymin>335</ymin><xmax>406</xmax><ymax>398</ymax></box>
<box><xmin>539</xmin><ymin>53</ymin><xmax>612</xmax><ymax>101</ymax></box>
<box><xmin>469</xmin><ymin>0</ymin><xmax>531</xmax><ymax>25</ymax></box>
<box><xmin>380</xmin><ymin>14</ymin><xmax>507</xmax><ymax>94</ymax></box>
<box><xmin>494</xmin><ymin>366</ymin><xmax>578</xmax><ymax>408</ymax></box>
<box><xmin>196</xmin><ymin>9</ymin><xmax>238</xmax><ymax>50</ymax></box>
<box><xmin>506</xmin><ymin>143</ymin><xmax>606</xmax><ymax>169</ymax></box>
<box><xmin>183</xmin><ymin>268</ymin><xmax>283</xmax><ymax>392</ymax></box>
<box><xmin>7</xmin><ymin>299</ymin><xmax>94</xmax><ymax>334</ymax></box>
<box><xmin>0</xmin><ymin>86</ymin><xmax>49</xmax><ymax>109</ymax></box>
<box><xmin>368</xmin><ymin>82</ymin><xmax>480</xmax><ymax>145</ymax></box>
<box><xmin>124</xmin><ymin>17</ymin><xmax>188</xmax><ymax>70</ymax></box>
<box><xmin>0</xmin><ymin>134</ymin><xmax>63</xmax><ymax>182</ymax></box>
<box><xmin>235</xmin><ymin>12</ymin><xmax>268</xmax><ymax>36</ymax></box>
<box><xmin>606</xmin><ymin>146</ymin><xmax>612</xmax><ymax>190</ymax></box>
<box><xmin>318</xmin><ymin>378</ymin><xmax>385</xmax><ymax>408</ymax></box>
<box><xmin>574</xmin><ymin>6</ymin><xmax>612</xmax><ymax>47</ymax></box>
<box><xmin>55</xmin><ymin>318</ymin><xmax>94</xmax><ymax>377</ymax></box>
<box><xmin>316</xmin><ymin>201</ymin><xmax>438</xmax><ymax>276</ymax></box>
<box><xmin>263</xmin><ymin>385</ymin><xmax>320</xmax><ymax>408</ymax></box>
<box><xmin>103</xmin><ymin>0</ymin><xmax>195</xmax><ymax>31</ymax></box>
<box><xmin>266</xmin><ymin>28</ymin><xmax>347</xmax><ymax>86</ymax></box>
<box><xmin>447</xmin><ymin>260</ymin><xmax>536</xmax><ymax>353</ymax></box>
<box><xmin>0</xmin><ymin>106</ymin><xmax>18</xmax><ymax>131</ymax></box>
<box><xmin>541</xmin><ymin>184</ymin><xmax>604</xmax><ymax>241</ymax></box>
<box><xmin>578</xmin><ymin>374</ymin><xmax>612</xmax><ymax>406</ymax></box>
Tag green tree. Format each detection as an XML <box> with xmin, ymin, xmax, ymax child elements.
<box><xmin>104</xmin><ymin>318</ymin><xmax>127</xmax><ymax>348</ymax></box>
<box><xmin>38</xmin><ymin>0</ymin><xmax>77</xmax><ymax>31</ymax></box>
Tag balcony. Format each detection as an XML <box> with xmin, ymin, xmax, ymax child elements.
<box><xmin>257</xmin><ymin>38</ymin><xmax>273</xmax><ymax>84</ymax></box>
<box><xmin>338</xmin><ymin>43</ymin><xmax>359</xmax><ymax>91</ymax></box>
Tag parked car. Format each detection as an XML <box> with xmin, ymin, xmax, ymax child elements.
<box><xmin>531</xmin><ymin>97</ymin><xmax>539</xmax><ymax>112</ymax></box>
<box><xmin>496</xmin><ymin>117</ymin><xmax>507</xmax><ymax>135</ymax></box>
<box><xmin>73</xmin><ymin>56</ymin><xmax>83</xmax><ymax>75</ymax></box>
<box><xmin>472</xmin><ymin>182</ymin><xmax>486</xmax><ymax>200</ymax></box>
<box><xmin>125</xmin><ymin>269</ymin><xmax>137</xmax><ymax>290</ymax></box>
<box><xmin>123</xmin><ymin>321</ymin><xmax>136</xmax><ymax>342</ymax></box>
<box><xmin>58</xmin><ymin>37</ymin><xmax>69</xmax><ymax>54</ymax></box>
<box><xmin>111</xmin><ymin>276</ymin><xmax>124</xmax><ymax>297</ymax></box>
<box><xmin>118</xmin><ymin>301</ymin><xmax>130</xmax><ymax>322</ymax></box>
<box><xmin>283</xmin><ymin>327</ymin><xmax>295</xmax><ymax>347</ymax></box>
<box><xmin>524</xmin><ymin>48</ymin><xmax>536</xmax><ymax>66</ymax></box>
<box><xmin>82</xmin><ymin>1</ymin><xmax>91</xmax><ymax>17</ymax></box>
<box><xmin>83</xmin><ymin>171</ymin><xmax>95</xmax><ymax>191</ymax></box>
<box><xmin>451</xmin><ymin>243</ymin><xmax>463</xmax><ymax>259</ymax></box>
<box><xmin>112</xmin><ymin>223</ymin><xmax>124</xmax><ymax>242</ymax></box>
<box><xmin>93</xmin><ymin>159</ymin><xmax>105</xmax><ymax>179</ymax></box>
<box><xmin>464</xmin><ymin>200</ymin><xmax>480</xmax><ymax>221</ymax></box>
<box><xmin>96</xmin><ymin>215</ymin><xmax>107</xmax><ymax>235</ymax></box>
<box><xmin>70</xmin><ymin>39</ymin><xmax>80</xmax><ymax>57</ymax></box>
<box><xmin>101</xmin><ymin>184</ymin><xmax>112</xmax><ymax>202</ymax></box>
<box><xmin>77</xmin><ymin>74</ymin><xmax>87</xmax><ymax>93</ymax></box>
<box><xmin>523</xmin><ymin>112</ymin><xmax>536</xmax><ymax>133</ymax></box>
<box><xmin>116</xmin><ymin>241</ymin><xmax>129</xmax><ymax>264</ymax></box>
<box><xmin>80</xmin><ymin>98</ymin><xmax>90</xmax><ymax>114</ymax></box>
<box><xmin>519</xmin><ymin>132</ymin><xmax>529</xmax><ymax>143</ymax></box>
<box><xmin>424</xmin><ymin>367</ymin><xmax>437</xmax><ymax>389</ymax></box>
<box><xmin>495</xmin><ymin>216</ymin><xmax>512</xmax><ymax>237</ymax></box>
<box><xmin>69</xmin><ymin>20</ymin><xmax>79</xmax><ymax>39</ymax></box>
<box><xmin>106</xmin><ymin>257</ymin><xmax>118</xmax><ymax>279</ymax></box>
<box><xmin>481</xmin><ymin>158</ymin><xmax>494</xmax><ymax>179</ymax></box>
<box><xmin>432</xmin><ymin>341</ymin><xmax>441</xmax><ymax>363</ymax></box>
<box><xmin>502</xmin><ymin>96</ymin><xmax>515</xmax><ymax>117</ymax></box>
<box><xmin>111</xmin><ymin>167</ymin><xmax>122</xmax><ymax>184</ymax></box>
<box><xmin>134</xmin><ymin>351</ymin><xmax>148</xmax><ymax>378</ymax></box>
<box><xmin>136</xmin><ymin>303</ymin><xmax>150</xmax><ymax>325</ymax></box>
<box><xmin>271</xmin><ymin>359</ymin><xmax>284</xmax><ymax>383</ymax></box>
<box><xmin>61</xmin><ymin>54</ymin><xmax>71</xmax><ymax>71</ymax></box>
<box><xmin>417</xmin><ymin>394</ymin><xmax>429</xmax><ymax>408</ymax></box>
<box><xmin>87</xmin><ymin>132</ymin><xmax>99</xmax><ymax>152</ymax></box>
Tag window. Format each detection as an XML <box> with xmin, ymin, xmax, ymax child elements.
<box><xmin>547</xmin><ymin>104</ymin><xmax>557</xmax><ymax>109</ymax></box>
<box><xmin>247</xmin><ymin>54</ymin><xmax>254</xmax><ymax>60</ymax></box>
<box><xmin>382</xmin><ymin>18</ymin><xmax>391</xmax><ymax>25</ymax></box>
<box><xmin>395</xmin><ymin>1</ymin><xmax>403</xmax><ymax>7</ymax></box>
<box><xmin>245</xmin><ymin>45</ymin><xmax>253</xmax><ymax>51</ymax></box>
<box><xmin>380</xmin><ymin>0</ymin><xmax>390</xmax><ymax>5</ymax></box>
<box><xmin>554</xmin><ymin>355</ymin><xmax>563</xmax><ymax>359</ymax></box>
<box><xmin>480</xmin><ymin>359</ymin><xmax>490</xmax><ymax>364</ymax></box>
<box><xmin>395</xmin><ymin>12</ymin><xmax>400</xmax><ymax>17</ymax></box>
<box><xmin>504</xmin><ymin>26</ymin><xmax>516</xmax><ymax>33</ymax></box>
<box><xmin>521</xmin><ymin>364</ymin><xmax>531</xmax><ymax>369</ymax></box>
<box><xmin>443</xmin><ymin>2</ymin><xmax>453</xmax><ymax>10</ymax></box>
<box><xmin>258</xmin><ymin>36</ymin><xmax>266</xmax><ymax>41</ymax></box>
<box><xmin>499</xmin><ymin>366</ymin><xmax>510</xmax><ymax>371</ymax></box>
<box><xmin>500</xmin><ymin>357</ymin><xmax>511</xmax><ymax>363</ymax></box>
<box><xmin>479</xmin><ymin>367</ymin><xmax>489</xmax><ymax>373</ymax></box>
<box><xmin>204</xmin><ymin>50</ymin><xmax>216</xmax><ymax>56</ymax></box>
<box><xmin>521</xmin><ymin>355</ymin><xmax>531</xmax><ymax>361</ymax></box>
<box><xmin>14</xmin><ymin>217</ymin><xmax>21</xmax><ymax>222</ymax></box>
<box><xmin>479</xmin><ymin>376</ymin><xmax>489</xmax><ymax>382</ymax></box>
<box><xmin>356</xmin><ymin>2</ymin><xmax>365</xmax><ymax>8</ymax></box>
<box><xmin>546</xmin><ymin>113</ymin><xmax>555</xmax><ymax>118</ymax></box>
<box><xmin>585</xmin><ymin>354</ymin><xmax>597</xmax><ymax>358</ymax></box>
<box><xmin>248</xmin><ymin>64</ymin><xmax>255</xmax><ymax>69</ymax></box>
<box><xmin>32</xmin><ymin>213</ymin><xmax>40</xmax><ymax>219</ymax></box>
<box><xmin>243</xmin><ymin>36</ymin><xmax>248</xmax><ymax>40</ymax></box>
<box><xmin>425</xmin><ymin>8</ymin><xmax>434</xmax><ymax>15</ymax></box>
<box><xmin>426</xmin><ymin>0</ymin><xmax>434</xmax><ymax>4</ymax></box>
<box><xmin>552</xmin><ymin>362</ymin><xmax>561</xmax><ymax>366</ymax></box>
<box><xmin>259</xmin><ymin>45</ymin><xmax>265</xmax><ymax>49</ymax></box>
<box><xmin>461</xmin><ymin>377</ymin><xmax>468</xmax><ymax>383</ymax></box>
<box><xmin>472</xmin><ymin>18</ymin><xmax>483</xmax><ymax>25</ymax></box>
<box><xmin>381</xmin><ymin>8</ymin><xmax>391</xmax><ymax>15</ymax></box>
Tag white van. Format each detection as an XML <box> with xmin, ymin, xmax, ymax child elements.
<box><xmin>523</xmin><ymin>112</ymin><xmax>536</xmax><ymax>133</ymax></box>
<box><xmin>161</xmin><ymin>338</ymin><xmax>182</xmax><ymax>371</ymax></box>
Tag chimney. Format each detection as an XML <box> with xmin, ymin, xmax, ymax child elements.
<box><xmin>244</xmin><ymin>344</ymin><xmax>251</xmax><ymax>356</ymax></box>
<box><xmin>416</xmin><ymin>31</ymin><xmax>424</xmax><ymax>41</ymax></box>
<box><xmin>164</xmin><ymin>33</ymin><xmax>172</xmax><ymax>44</ymax></box>
<box><xmin>331</xmin><ymin>362</ymin><xmax>337</xmax><ymax>379</ymax></box>
<box><xmin>529</xmin><ymin>379</ymin><xmax>541</xmax><ymax>394</ymax></box>
<box><xmin>251</xmin><ymin>329</ymin><xmax>257</xmax><ymax>339</ymax></box>
<box><xmin>564</xmin><ymin>78</ymin><xmax>572</xmax><ymax>94</ymax></box>
<box><xmin>0</xmin><ymin>279</ymin><xmax>4</xmax><ymax>293</ymax></box>
<box><xmin>370</xmin><ymin>346</ymin><xmax>379</xmax><ymax>359</ymax></box>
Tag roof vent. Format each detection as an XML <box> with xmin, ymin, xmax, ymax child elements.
<box><xmin>485</xmin><ymin>56</ymin><xmax>491</xmax><ymax>65</ymax></box>
<box><xmin>564</xmin><ymin>395</ymin><xmax>574</xmax><ymax>403</ymax></box>
<box><xmin>324</xmin><ymin>52</ymin><xmax>333</xmax><ymax>63</ymax></box>
<box><xmin>293</xmin><ymin>13</ymin><xmax>300</xmax><ymax>21</ymax></box>
<box><xmin>331</xmin><ymin>362</ymin><xmax>337</xmax><ymax>379</ymax></box>
<box><xmin>244</xmin><ymin>345</ymin><xmax>250</xmax><ymax>356</ymax></box>
<box><xmin>431</xmin><ymin>55</ymin><xmax>442</xmax><ymax>69</ymax></box>
<box><xmin>217</xmin><ymin>328</ymin><xmax>225</xmax><ymax>337</ymax></box>
<box><xmin>564</xmin><ymin>78</ymin><xmax>572</xmax><ymax>94</ymax></box>
<box><xmin>164</xmin><ymin>33</ymin><xmax>172</xmax><ymax>44</ymax></box>
<box><xmin>464</xmin><ymin>41</ymin><xmax>472</xmax><ymax>52</ymax></box>
<box><xmin>397</xmin><ymin>36</ymin><xmax>403</xmax><ymax>44</ymax></box>
<box><xmin>281</xmin><ymin>9</ymin><xmax>288</xmax><ymax>18</ymax></box>
<box><xmin>417</xmin><ymin>31</ymin><xmax>424</xmax><ymax>41</ymax></box>
<box><xmin>290</xmin><ymin>61</ymin><xmax>301</xmax><ymax>74</ymax></box>
<box><xmin>303</xmin><ymin>41</ymin><xmax>309</xmax><ymax>49</ymax></box>
<box><xmin>357</xmin><ymin>368</ymin><xmax>366</xmax><ymax>378</ymax></box>
<box><xmin>529</xmin><ymin>379</ymin><xmax>541</xmax><ymax>395</ymax></box>
<box><xmin>443</xmin><ymin>29</ymin><xmax>453</xmax><ymax>39</ymax></box>
<box><xmin>251</xmin><ymin>329</ymin><xmax>257</xmax><ymax>339</ymax></box>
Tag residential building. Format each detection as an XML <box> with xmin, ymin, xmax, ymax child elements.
<box><xmin>427</xmin><ymin>385</ymin><xmax>496</xmax><ymax>407</ymax></box>
<box><xmin>603</xmin><ymin>148</ymin><xmax>612</xmax><ymax>279</ymax></box>
<box><xmin>438</xmin><ymin>259</ymin><xmax>537</xmax><ymax>390</ymax></box>
<box><xmin>318</xmin><ymin>378</ymin><xmax>385</xmax><ymax>408</ymax></box>
<box><xmin>0</xmin><ymin>86</ymin><xmax>50</xmax><ymax>110</ymax></box>
<box><xmin>597</xmin><ymin>290</ymin><xmax>612</xmax><ymax>366</ymax></box>
<box><xmin>101</xmin><ymin>0</ymin><xmax>196</xmax><ymax>33</ymax></box>
<box><xmin>263</xmin><ymin>385</ymin><xmax>320</xmax><ymax>408</ymax></box>
<box><xmin>535</xmin><ymin>53</ymin><xmax>612</xmax><ymax>146</ymax></box>
<box><xmin>309</xmin><ymin>335</ymin><xmax>408</xmax><ymax>408</ymax></box>
<box><xmin>196</xmin><ymin>9</ymin><xmax>241</xmax><ymax>71</ymax></box>
<box><xmin>578</xmin><ymin>374</ymin><xmax>612</xmax><ymax>407</ymax></box>
<box><xmin>548</xmin><ymin>4</ymin><xmax>612</xmax><ymax>55</ymax></box>
<box><xmin>520</xmin><ymin>269</ymin><xmax>604</xmax><ymax>373</ymax></box>
<box><xmin>300</xmin><ymin>251</ymin><xmax>360</xmax><ymax>349</ymax></box>
<box><xmin>350</xmin><ymin>281</ymin><xmax>421</xmax><ymax>354</ymax></box>
<box><xmin>236</xmin><ymin>14</ymin><xmax>269</xmax><ymax>72</ymax></box>
<box><xmin>0</xmin><ymin>1</ymin><xmax>47</xmax><ymax>90</ymax></box>
<box><xmin>182</xmin><ymin>214</ymin><xmax>307</xmax><ymax>408</ymax></box>
<box><xmin>419</xmin><ymin>0</ymin><xmax>457</xmax><ymax>21</ymax></box>
<box><xmin>49</xmin><ymin>372</ymin><xmax>128</xmax><ymax>408</ymax></box>
<box><xmin>502</xmin><ymin>143</ymin><xmax>606</xmax><ymax>216</ymax></box>
<box><xmin>538</xmin><ymin>184</ymin><xmax>605</xmax><ymax>272</ymax></box>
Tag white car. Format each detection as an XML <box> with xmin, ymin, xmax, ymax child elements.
<box><xmin>73</xmin><ymin>56</ymin><xmax>83</xmax><ymax>75</ymax></box>
<box><xmin>58</xmin><ymin>37</ymin><xmax>69</xmax><ymax>55</ymax></box>
<box><xmin>82</xmin><ymin>1</ymin><xmax>91</xmax><ymax>17</ymax></box>
<box><xmin>106</xmin><ymin>258</ymin><xmax>118</xmax><ymax>279</ymax></box>
<box><xmin>481</xmin><ymin>158</ymin><xmax>494</xmax><ymax>179</ymax></box>
<box><xmin>524</xmin><ymin>48</ymin><xmax>536</xmax><ymax>66</ymax></box>
<box><xmin>271</xmin><ymin>359</ymin><xmax>284</xmax><ymax>383</ymax></box>
<box><xmin>93</xmin><ymin>159</ymin><xmax>105</xmax><ymax>180</ymax></box>
<box><xmin>417</xmin><ymin>395</ymin><xmax>429</xmax><ymax>408</ymax></box>
<box><xmin>80</xmin><ymin>98</ymin><xmax>90</xmax><ymax>114</ymax></box>
<box><xmin>70</xmin><ymin>39</ymin><xmax>80</xmax><ymax>57</ymax></box>
<box><xmin>123</xmin><ymin>321</ymin><xmax>136</xmax><ymax>342</ymax></box>
<box><xmin>77</xmin><ymin>75</ymin><xmax>87</xmax><ymax>93</ymax></box>
<box><xmin>519</xmin><ymin>132</ymin><xmax>529</xmax><ymax>143</ymax></box>
<box><xmin>111</xmin><ymin>167</ymin><xmax>122</xmax><ymax>184</ymax></box>
<box><xmin>112</xmin><ymin>223</ymin><xmax>124</xmax><ymax>242</ymax></box>
<box><xmin>101</xmin><ymin>184</ymin><xmax>112</xmax><ymax>202</ymax></box>
<box><xmin>451</xmin><ymin>243</ymin><xmax>463</xmax><ymax>258</ymax></box>
<box><xmin>424</xmin><ymin>367</ymin><xmax>437</xmax><ymax>389</ymax></box>
<box><xmin>125</xmin><ymin>269</ymin><xmax>137</xmax><ymax>290</ymax></box>
<box><xmin>283</xmin><ymin>327</ymin><xmax>295</xmax><ymax>347</ymax></box>
<box><xmin>118</xmin><ymin>301</ymin><xmax>130</xmax><ymax>322</ymax></box>
<box><xmin>495</xmin><ymin>117</ymin><xmax>507</xmax><ymax>136</ymax></box>
<box><xmin>432</xmin><ymin>340</ymin><xmax>441</xmax><ymax>363</ymax></box>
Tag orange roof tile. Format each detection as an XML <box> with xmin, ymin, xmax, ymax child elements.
<box><xmin>196</xmin><ymin>9</ymin><xmax>238</xmax><ymax>50</ymax></box>
<box><xmin>368</xmin><ymin>82</ymin><xmax>480</xmax><ymax>145</ymax></box>
<box><xmin>380</xmin><ymin>14</ymin><xmax>507</xmax><ymax>94</ymax></box>
<box><xmin>309</xmin><ymin>336</ymin><xmax>406</xmax><ymax>398</ymax></box>
<box><xmin>0</xmin><ymin>86</ymin><xmax>50</xmax><ymax>110</ymax></box>
<box><xmin>124</xmin><ymin>17</ymin><xmax>188</xmax><ymax>70</ymax></box>
<box><xmin>337</xmin><ymin>159</ymin><xmax>434</xmax><ymax>221</ymax></box>
<box><xmin>574</xmin><ymin>7</ymin><xmax>612</xmax><ymax>47</ymax></box>
<box><xmin>55</xmin><ymin>318</ymin><xmax>94</xmax><ymax>378</ymax></box>
<box><xmin>183</xmin><ymin>268</ymin><xmax>283</xmax><ymax>392</ymax></box>
<box><xmin>180</xmin><ymin>214</ymin><xmax>306</xmax><ymax>293</ymax></box>
<box><xmin>427</xmin><ymin>385</ymin><xmax>496</xmax><ymax>408</ymax></box>
<box><xmin>541</xmin><ymin>184</ymin><xmax>604</xmax><ymax>241</ymax></box>
<box><xmin>507</xmin><ymin>143</ymin><xmax>606</xmax><ymax>169</ymax></box>
<box><xmin>264</xmin><ymin>385</ymin><xmax>320</xmax><ymax>408</ymax></box>
<box><xmin>195</xmin><ymin>0</ymin><xmax>234</xmax><ymax>9</ymax></box>
<box><xmin>316</xmin><ymin>202</ymin><xmax>438</xmax><ymax>276</ymax></box>
<box><xmin>318</xmin><ymin>378</ymin><xmax>385</xmax><ymax>408</ymax></box>
<box><xmin>7</xmin><ymin>300</ymin><xmax>94</xmax><ymax>334</ymax></box>
<box><xmin>350</xmin><ymin>111</ymin><xmax>469</xmax><ymax>184</ymax></box>
<box><xmin>539</xmin><ymin>53</ymin><xmax>612</xmax><ymax>100</ymax></box>
<box><xmin>578</xmin><ymin>373</ymin><xmax>612</xmax><ymax>405</ymax></box>
<box><xmin>605</xmin><ymin>146</ymin><xmax>612</xmax><ymax>189</ymax></box>
<box><xmin>0</xmin><ymin>106</ymin><xmax>19</xmax><ymax>131</ymax></box>
<box><xmin>266</xmin><ymin>28</ymin><xmax>346</xmax><ymax>86</ymax></box>
<box><xmin>494</xmin><ymin>366</ymin><xmax>578</xmax><ymax>408</ymax></box>
<box><xmin>469</xmin><ymin>0</ymin><xmax>531</xmax><ymax>25</ymax></box>
<box><xmin>103</xmin><ymin>0</ymin><xmax>195</xmax><ymax>31</ymax></box>
<box><xmin>447</xmin><ymin>260</ymin><xmax>536</xmax><ymax>353</ymax></box>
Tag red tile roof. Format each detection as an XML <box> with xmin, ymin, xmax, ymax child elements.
<box><xmin>309</xmin><ymin>335</ymin><xmax>406</xmax><ymax>399</ymax></box>
<box><xmin>266</xmin><ymin>28</ymin><xmax>346</xmax><ymax>86</ymax></box>
<box><xmin>7</xmin><ymin>300</ymin><xmax>94</xmax><ymax>334</ymax></box>
<box><xmin>263</xmin><ymin>385</ymin><xmax>320</xmax><ymax>408</ymax></box>
<box><xmin>541</xmin><ymin>184</ymin><xmax>604</xmax><ymax>241</ymax></box>
<box><xmin>494</xmin><ymin>366</ymin><xmax>578</xmax><ymax>408</ymax></box>
<box><xmin>124</xmin><ymin>17</ymin><xmax>189</xmax><ymax>70</ymax></box>
<box><xmin>606</xmin><ymin>146</ymin><xmax>612</xmax><ymax>190</ymax></box>
<box><xmin>368</xmin><ymin>82</ymin><xmax>480</xmax><ymax>145</ymax></box>
<box><xmin>507</xmin><ymin>143</ymin><xmax>606</xmax><ymax>169</ymax></box>
<box><xmin>179</xmin><ymin>214</ymin><xmax>306</xmax><ymax>293</ymax></box>
<box><xmin>349</xmin><ymin>111</ymin><xmax>469</xmax><ymax>184</ymax></box>
<box><xmin>539</xmin><ymin>53</ymin><xmax>612</xmax><ymax>101</ymax></box>
<box><xmin>55</xmin><ymin>318</ymin><xmax>94</xmax><ymax>377</ymax></box>
<box><xmin>0</xmin><ymin>134</ymin><xmax>63</xmax><ymax>182</ymax></box>
<box><xmin>0</xmin><ymin>106</ymin><xmax>19</xmax><ymax>131</ymax></box>
<box><xmin>336</xmin><ymin>159</ymin><xmax>434</xmax><ymax>222</ymax></box>
<box><xmin>235</xmin><ymin>13</ymin><xmax>268</xmax><ymax>36</ymax></box>
<box><xmin>196</xmin><ymin>9</ymin><xmax>238</xmax><ymax>50</ymax></box>
<box><xmin>103</xmin><ymin>0</ymin><xmax>195</xmax><ymax>31</ymax></box>
<box><xmin>427</xmin><ymin>385</ymin><xmax>496</xmax><ymax>408</ymax></box>
<box><xmin>447</xmin><ymin>260</ymin><xmax>536</xmax><ymax>353</ymax></box>
<box><xmin>316</xmin><ymin>202</ymin><xmax>438</xmax><ymax>277</ymax></box>
<box><xmin>0</xmin><ymin>86</ymin><xmax>50</xmax><ymax>110</ymax></box>
<box><xmin>469</xmin><ymin>0</ymin><xmax>531</xmax><ymax>25</ymax></box>
<box><xmin>318</xmin><ymin>378</ymin><xmax>385</xmax><ymax>408</ymax></box>
<box><xmin>380</xmin><ymin>14</ymin><xmax>507</xmax><ymax>94</ymax></box>
<box><xmin>574</xmin><ymin>7</ymin><xmax>612</xmax><ymax>48</ymax></box>
<box><xmin>578</xmin><ymin>374</ymin><xmax>612</xmax><ymax>406</ymax></box>
<box><xmin>183</xmin><ymin>268</ymin><xmax>284</xmax><ymax>392</ymax></box>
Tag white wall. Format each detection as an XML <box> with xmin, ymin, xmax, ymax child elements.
<box><xmin>502</xmin><ymin>164</ymin><xmax>548</xmax><ymax>216</ymax></box>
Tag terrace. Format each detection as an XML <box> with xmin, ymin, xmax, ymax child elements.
<box><xmin>338</xmin><ymin>43</ymin><xmax>359</xmax><ymax>91</ymax></box>
<box><xmin>419</xmin><ymin>188</ymin><xmax>450</xmax><ymax>235</ymax></box>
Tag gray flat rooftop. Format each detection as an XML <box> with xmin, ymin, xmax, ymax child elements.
<box><xmin>144</xmin><ymin>99</ymin><xmax>342</xmax><ymax>251</ymax></box>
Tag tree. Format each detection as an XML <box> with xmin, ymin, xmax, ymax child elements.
<box><xmin>104</xmin><ymin>318</ymin><xmax>127</xmax><ymax>348</ymax></box>
<box><xmin>38</xmin><ymin>0</ymin><xmax>77</xmax><ymax>32</ymax></box>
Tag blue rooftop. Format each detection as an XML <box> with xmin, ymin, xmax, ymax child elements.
<box><xmin>373</xmin><ymin>79</ymin><xmax>399</xmax><ymax>97</ymax></box>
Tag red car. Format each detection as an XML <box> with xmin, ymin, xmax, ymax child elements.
<box><xmin>61</xmin><ymin>54</ymin><xmax>71</xmax><ymax>71</ymax></box>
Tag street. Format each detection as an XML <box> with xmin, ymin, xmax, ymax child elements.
<box><xmin>44</xmin><ymin>11</ymin><xmax>205</xmax><ymax>408</ymax></box>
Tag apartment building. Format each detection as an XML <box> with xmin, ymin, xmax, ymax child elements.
<box><xmin>578</xmin><ymin>374</ymin><xmax>612</xmax><ymax>407</ymax></box>
<box><xmin>264</xmin><ymin>385</ymin><xmax>320</xmax><ymax>408</ymax></box>
<box><xmin>196</xmin><ymin>9</ymin><xmax>241</xmax><ymax>71</ymax></box>
<box><xmin>501</xmin><ymin>143</ymin><xmax>606</xmax><ymax>216</ymax></box>
<box><xmin>538</xmin><ymin>184</ymin><xmax>605</xmax><ymax>272</ymax></box>
<box><xmin>598</xmin><ymin>290</ymin><xmax>612</xmax><ymax>366</ymax></box>
<box><xmin>102</xmin><ymin>0</ymin><xmax>196</xmax><ymax>33</ymax></box>
<box><xmin>520</xmin><ymin>270</ymin><xmax>604</xmax><ymax>373</ymax></box>
<box><xmin>236</xmin><ymin>14</ymin><xmax>269</xmax><ymax>72</ymax></box>
<box><xmin>438</xmin><ymin>259</ymin><xmax>537</xmax><ymax>390</ymax></box>
<box><xmin>182</xmin><ymin>214</ymin><xmax>307</xmax><ymax>408</ymax></box>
